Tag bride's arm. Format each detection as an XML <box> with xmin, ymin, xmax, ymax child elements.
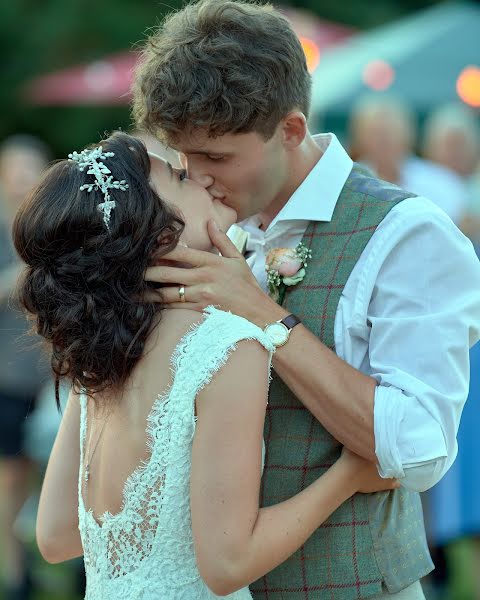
<box><xmin>36</xmin><ymin>388</ymin><xmax>83</xmax><ymax>564</ymax></box>
<box><xmin>190</xmin><ymin>340</ymin><xmax>393</xmax><ymax>596</ymax></box>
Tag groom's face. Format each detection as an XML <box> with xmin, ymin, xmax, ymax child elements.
<box><xmin>172</xmin><ymin>128</ymin><xmax>288</xmax><ymax>222</ymax></box>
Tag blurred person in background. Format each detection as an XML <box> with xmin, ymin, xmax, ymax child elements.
<box><xmin>421</xmin><ymin>104</ymin><xmax>480</xmax><ymax>600</ymax></box>
<box><xmin>0</xmin><ymin>134</ymin><xmax>50</xmax><ymax>600</ymax></box>
<box><xmin>348</xmin><ymin>95</ymin><xmax>468</xmax><ymax>225</ymax></box>
<box><xmin>422</xmin><ymin>103</ymin><xmax>480</xmax><ymax>248</ymax></box>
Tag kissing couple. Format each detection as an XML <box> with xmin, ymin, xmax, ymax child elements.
<box><xmin>15</xmin><ymin>1</ymin><xmax>480</xmax><ymax>599</ymax></box>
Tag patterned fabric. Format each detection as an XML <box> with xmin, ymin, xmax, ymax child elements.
<box><xmin>78</xmin><ymin>306</ymin><xmax>274</xmax><ymax>600</ymax></box>
<box><xmin>250</xmin><ymin>165</ymin><xmax>434</xmax><ymax>600</ymax></box>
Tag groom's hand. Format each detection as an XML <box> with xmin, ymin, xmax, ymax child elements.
<box><xmin>144</xmin><ymin>220</ymin><xmax>281</xmax><ymax>323</ymax></box>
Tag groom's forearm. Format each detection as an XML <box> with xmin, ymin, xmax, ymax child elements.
<box><xmin>250</xmin><ymin>299</ymin><xmax>377</xmax><ymax>462</ymax></box>
<box><xmin>275</xmin><ymin>324</ymin><xmax>377</xmax><ymax>461</ymax></box>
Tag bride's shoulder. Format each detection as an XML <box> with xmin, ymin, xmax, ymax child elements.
<box><xmin>162</xmin><ymin>307</ymin><xmax>205</xmax><ymax>331</ymax></box>
<box><xmin>140</xmin><ymin>308</ymin><xmax>202</xmax><ymax>361</ymax></box>
<box><xmin>151</xmin><ymin>306</ymin><xmax>271</xmax><ymax>357</ymax></box>
<box><xmin>157</xmin><ymin>307</ymin><xmax>242</xmax><ymax>339</ymax></box>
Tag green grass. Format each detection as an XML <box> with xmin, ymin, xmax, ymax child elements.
<box><xmin>2</xmin><ymin>531</ymin><xmax>478</xmax><ymax>599</ymax></box>
<box><xmin>445</xmin><ymin>538</ymin><xmax>478</xmax><ymax>600</ymax></box>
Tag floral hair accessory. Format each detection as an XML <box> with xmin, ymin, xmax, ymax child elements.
<box><xmin>265</xmin><ymin>243</ymin><xmax>312</xmax><ymax>304</ymax></box>
<box><xmin>68</xmin><ymin>146</ymin><xmax>129</xmax><ymax>230</ymax></box>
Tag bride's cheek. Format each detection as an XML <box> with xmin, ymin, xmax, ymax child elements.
<box><xmin>182</xmin><ymin>224</ymin><xmax>208</xmax><ymax>251</ymax></box>
<box><xmin>179</xmin><ymin>223</ymin><xmax>194</xmax><ymax>247</ymax></box>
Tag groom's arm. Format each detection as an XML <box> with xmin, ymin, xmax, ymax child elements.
<box><xmin>146</xmin><ymin>221</ymin><xmax>378</xmax><ymax>461</ymax></box>
<box><xmin>258</xmin><ymin>304</ymin><xmax>379</xmax><ymax>462</ymax></box>
<box><xmin>145</xmin><ymin>217</ymin><xmax>480</xmax><ymax>490</ymax></box>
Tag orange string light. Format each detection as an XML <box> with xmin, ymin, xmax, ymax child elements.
<box><xmin>299</xmin><ymin>36</ymin><xmax>321</xmax><ymax>73</ymax></box>
<box><xmin>456</xmin><ymin>66</ymin><xmax>480</xmax><ymax>108</ymax></box>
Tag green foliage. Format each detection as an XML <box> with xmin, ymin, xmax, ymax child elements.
<box><xmin>1</xmin><ymin>0</ymin><xmax>442</xmax><ymax>155</ymax></box>
<box><xmin>287</xmin><ymin>0</ymin><xmax>441</xmax><ymax>29</ymax></box>
<box><xmin>1</xmin><ymin>0</ymin><xmax>183</xmax><ymax>154</ymax></box>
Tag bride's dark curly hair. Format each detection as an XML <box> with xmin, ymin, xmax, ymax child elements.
<box><xmin>12</xmin><ymin>131</ymin><xmax>184</xmax><ymax>408</ymax></box>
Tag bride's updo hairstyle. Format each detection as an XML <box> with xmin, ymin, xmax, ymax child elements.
<box><xmin>12</xmin><ymin>131</ymin><xmax>184</xmax><ymax>407</ymax></box>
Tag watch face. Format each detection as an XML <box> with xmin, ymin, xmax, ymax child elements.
<box><xmin>264</xmin><ymin>322</ymin><xmax>289</xmax><ymax>347</ymax></box>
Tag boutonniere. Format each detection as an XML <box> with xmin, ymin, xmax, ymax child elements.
<box><xmin>265</xmin><ymin>243</ymin><xmax>312</xmax><ymax>304</ymax></box>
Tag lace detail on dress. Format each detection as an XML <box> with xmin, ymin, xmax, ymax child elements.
<box><xmin>78</xmin><ymin>306</ymin><xmax>274</xmax><ymax>599</ymax></box>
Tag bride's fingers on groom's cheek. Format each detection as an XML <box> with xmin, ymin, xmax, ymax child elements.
<box><xmin>156</xmin><ymin>286</ymin><xmax>193</xmax><ymax>304</ymax></box>
<box><xmin>163</xmin><ymin>244</ymin><xmax>213</xmax><ymax>267</ymax></box>
<box><xmin>143</xmin><ymin>287</ymin><xmax>199</xmax><ymax>306</ymax></box>
<box><xmin>145</xmin><ymin>265</ymin><xmax>196</xmax><ymax>285</ymax></box>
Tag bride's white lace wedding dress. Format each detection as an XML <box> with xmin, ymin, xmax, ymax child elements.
<box><xmin>78</xmin><ymin>306</ymin><xmax>275</xmax><ymax>599</ymax></box>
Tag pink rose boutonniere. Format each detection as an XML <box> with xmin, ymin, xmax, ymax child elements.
<box><xmin>265</xmin><ymin>243</ymin><xmax>312</xmax><ymax>304</ymax></box>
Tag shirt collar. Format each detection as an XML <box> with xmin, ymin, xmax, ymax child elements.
<box><xmin>268</xmin><ymin>133</ymin><xmax>352</xmax><ymax>230</ymax></box>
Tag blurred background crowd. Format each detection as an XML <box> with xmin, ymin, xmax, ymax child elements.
<box><xmin>0</xmin><ymin>0</ymin><xmax>479</xmax><ymax>599</ymax></box>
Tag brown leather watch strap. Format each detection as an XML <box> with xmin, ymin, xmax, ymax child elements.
<box><xmin>281</xmin><ymin>313</ymin><xmax>301</xmax><ymax>330</ymax></box>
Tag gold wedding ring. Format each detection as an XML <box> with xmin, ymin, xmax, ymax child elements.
<box><xmin>178</xmin><ymin>286</ymin><xmax>186</xmax><ymax>303</ymax></box>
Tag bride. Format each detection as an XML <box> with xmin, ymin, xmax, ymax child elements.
<box><xmin>12</xmin><ymin>131</ymin><xmax>397</xmax><ymax>599</ymax></box>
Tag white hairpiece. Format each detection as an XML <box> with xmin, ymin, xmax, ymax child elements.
<box><xmin>68</xmin><ymin>145</ymin><xmax>129</xmax><ymax>229</ymax></box>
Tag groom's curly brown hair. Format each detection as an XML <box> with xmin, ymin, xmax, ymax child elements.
<box><xmin>132</xmin><ymin>0</ymin><xmax>312</xmax><ymax>145</ymax></box>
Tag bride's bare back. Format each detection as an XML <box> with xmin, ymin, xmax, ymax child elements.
<box><xmin>82</xmin><ymin>308</ymin><xmax>204</xmax><ymax>522</ymax></box>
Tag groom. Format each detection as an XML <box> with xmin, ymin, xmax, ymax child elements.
<box><xmin>132</xmin><ymin>1</ymin><xmax>480</xmax><ymax>598</ymax></box>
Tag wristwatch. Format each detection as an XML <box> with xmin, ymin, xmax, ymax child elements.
<box><xmin>263</xmin><ymin>314</ymin><xmax>301</xmax><ymax>348</ymax></box>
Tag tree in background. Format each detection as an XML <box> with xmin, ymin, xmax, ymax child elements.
<box><xmin>1</xmin><ymin>0</ymin><xmax>441</xmax><ymax>156</ymax></box>
<box><xmin>1</xmin><ymin>0</ymin><xmax>182</xmax><ymax>153</ymax></box>
<box><xmin>288</xmin><ymin>0</ymin><xmax>439</xmax><ymax>28</ymax></box>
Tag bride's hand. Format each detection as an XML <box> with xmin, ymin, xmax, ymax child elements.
<box><xmin>339</xmin><ymin>447</ymin><xmax>400</xmax><ymax>494</ymax></box>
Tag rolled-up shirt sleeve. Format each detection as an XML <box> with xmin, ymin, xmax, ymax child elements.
<box><xmin>366</xmin><ymin>203</ymin><xmax>480</xmax><ymax>492</ymax></box>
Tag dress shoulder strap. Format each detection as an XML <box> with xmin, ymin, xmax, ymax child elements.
<box><xmin>168</xmin><ymin>306</ymin><xmax>276</xmax><ymax>401</ymax></box>
<box><xmin>77</xmin><ymin>393</ymin><xmax>88</xmax><ymax>513</ymax></box>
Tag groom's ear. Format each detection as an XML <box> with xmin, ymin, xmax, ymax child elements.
<box><xmin>280</xmin><ymin>111</ymin><xmax>308</xmax><ymax>150</ymax></box>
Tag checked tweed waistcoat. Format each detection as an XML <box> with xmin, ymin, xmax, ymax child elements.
<box><xmin>250</xmin><ymin>165</ymin><xmax>434</xmax><ymax>600</ymax></box>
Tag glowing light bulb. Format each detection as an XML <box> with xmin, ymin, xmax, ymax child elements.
<box><xmin>300</xmin><ymin>36</ymin><xmax>321</xmax><ymax>73</ymax></box>
<box><xmin>456</xmin><ymin>66</ymin><xmax>480</xmax><ymax>108</ymax></box>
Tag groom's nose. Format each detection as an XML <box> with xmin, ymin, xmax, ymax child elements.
<box><xmin>190</xmin><ymin>171</ymin><xmax>215</xmax><ymax>189</ymax></box>
<box><xmin>183</xmin><ymin>157</ymin><xmax>214</xmax><ymax>189</ymax></box>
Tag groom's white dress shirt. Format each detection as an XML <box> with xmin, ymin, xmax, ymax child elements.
<box><xmin>238</xmin><ymin>133</ymin><xmax>480</xmax><ymax>492</ymax></box>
